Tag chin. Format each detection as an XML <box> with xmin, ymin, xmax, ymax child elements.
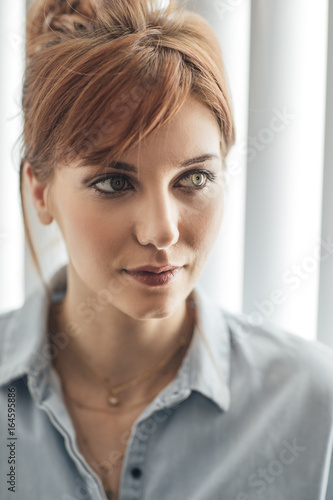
<box><xmin>122</xmin><ymin>295</ymin><xmax>181</xmax><ymax>321</ymax></box>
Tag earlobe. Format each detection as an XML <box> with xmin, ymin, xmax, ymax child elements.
<box><xmin>23</xmin><ymin>162</ymin><xmax>54</xmax><ymax>226</ymax></box>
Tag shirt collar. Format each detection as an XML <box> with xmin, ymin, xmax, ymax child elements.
<box><xmin>183</xmin><ymin>283</ymin><xmax>231</xmax><ymax>412</ymax></box>
<box><xmin>0</xmin><ymin>265</ymin><xmax>231</xmax><ymax>412</ymax></box>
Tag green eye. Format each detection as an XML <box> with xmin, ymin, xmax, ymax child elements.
<box><xmin>191</xmin><ymin>173</ymin><xmax>206</xmax><ymax>187</ymax></box>
<box><xmin>179</xmin><ymin>170</ymin><xmax>210</xmax><ymax>189</ymax></box>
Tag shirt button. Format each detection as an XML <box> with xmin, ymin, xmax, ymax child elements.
<box><xmin>131</xmin><ymin>467</ymin><xmax>142</xmax><ymax>479</ymax></box>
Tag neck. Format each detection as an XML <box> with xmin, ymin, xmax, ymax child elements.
<box><xmin>49</xmin><ymin>283</ymin><xmax>195</xmax><ymax>407</ymax></box>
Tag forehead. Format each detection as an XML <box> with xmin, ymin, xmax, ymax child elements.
<box><xmin>118</xmin><ymin>96</ymin><xmax>221</xmax><ymax>166</ymax></box>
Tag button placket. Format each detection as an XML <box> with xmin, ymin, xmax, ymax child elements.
<box><xmin>120</xmin><ymin>433</ymin><xmax>147</xmax><ymax>500</ymax></box>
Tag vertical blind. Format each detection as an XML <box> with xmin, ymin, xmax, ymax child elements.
<box><xmin>0</xmin><ymin>0</ymin><xmax>332</xmax><ymax>348</ymax></box>
<box><xmin>0</xmin><ymin>0</ymin><xmax>25</xmax><ymax>313</ymax></box>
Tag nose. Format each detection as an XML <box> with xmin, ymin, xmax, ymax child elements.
<box><xmin>134</xmin><ymin>190</ymin><xmax>180</xmax><ymax>250</ymax></box>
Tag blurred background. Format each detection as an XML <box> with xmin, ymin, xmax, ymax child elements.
<box><xmin>0</xmin><ymin>0</ymin><xmax>332</xmax><ymax>347</ymax></box>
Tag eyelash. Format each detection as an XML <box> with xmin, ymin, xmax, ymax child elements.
<box><xmin>89</xmin><ymin>169</ymin><xmax>218</xmax><ymax>198</ymax></box>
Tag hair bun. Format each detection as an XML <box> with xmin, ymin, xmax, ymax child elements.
<box><xmin>26</xmin><ymin>0</ymin><xmax>98</xmax><ymax>58</ymax></box>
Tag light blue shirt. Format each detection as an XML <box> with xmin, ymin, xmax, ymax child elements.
<box><xmin>0</xmin><ymin>264</ymin><xmax>333</xmax><ymax>500</ymax></box>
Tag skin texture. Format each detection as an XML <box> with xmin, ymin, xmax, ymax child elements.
<box><xmin>24</xmin><ymin>95</ymin><xmax>225</xmax><ymax>401</ymax></box>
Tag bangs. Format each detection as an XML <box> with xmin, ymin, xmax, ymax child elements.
<box><xmin>57</xmin><ymin>41</ymin><xmax>194</xmax><ymax>168</ymax></box>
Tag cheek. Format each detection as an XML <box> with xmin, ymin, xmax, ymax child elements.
<box><xmin>56</xmin><ymin>198</ymin><xmax>127</xmax><ymax>258</ymax></box>
<box><xmin>181</xmin><ymin>185</ymin><xmax>224</xmax><ymax>249</ymax></box>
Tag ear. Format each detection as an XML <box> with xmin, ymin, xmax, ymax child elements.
<box><xmin>23</xmin><ymin>162</ymin><xmax>54</xmax><ymax>226</ymax></box>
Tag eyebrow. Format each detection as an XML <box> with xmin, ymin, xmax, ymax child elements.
<box><xmin>82</xmin><ymin>153</ymin><xmax>221</xmax><ymax>173</ymax></box>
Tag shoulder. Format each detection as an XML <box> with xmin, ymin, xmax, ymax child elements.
<box><xmin>222</xmin><ymin>308</ymin><xmax>333</xmax><ymax>403</ymax></box>
<box><xmin>222</xmin><ymin>307</ymin><xmax>333</xmax><ymax>369</ymax></box>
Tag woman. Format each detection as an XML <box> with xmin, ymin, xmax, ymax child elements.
<box><xmin>0</xmin><ymin>1</ymin><xmax>332</xmax><ymax>499</ymax></box>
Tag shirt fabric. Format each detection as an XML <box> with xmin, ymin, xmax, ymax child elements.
<box><xmin>0</xmin><ymin>264</ymin><xmax>333</xmax><ymax>500</ymax></box>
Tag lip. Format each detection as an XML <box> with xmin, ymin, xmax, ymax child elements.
<box><xmin>126</xmin><ymin>265</ymin><xmax>182</xmax><ymax>274</ymax></box>
<box><xmin>123</xmin><ymin>266</ymin><xmax>183</xmax><ymax>287</ymax></box>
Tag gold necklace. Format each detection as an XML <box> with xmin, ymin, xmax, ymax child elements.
<box><xmin>66</xmin><ymin>390</ymin><xmax>159</xmax><ymax>414</ymax></box>
<box><xmin>51</xmin><ymin>294</ymin><xmax>195</xmax><ymax>409</ymax></box>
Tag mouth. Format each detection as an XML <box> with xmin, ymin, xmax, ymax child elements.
<box><xmin>123</xmin><ymin>266</ymin><xmax>183</xmax><ymax>287</ymax></box>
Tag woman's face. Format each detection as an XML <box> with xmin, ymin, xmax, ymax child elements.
<box><xmin>46</xmin><ymin>95</ymin><xmax>225</xmax><ymax>319</ymax></box>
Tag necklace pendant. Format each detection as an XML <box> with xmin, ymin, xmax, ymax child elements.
<box><xmin>100</xmin><ymin>464</ymin><xmax>110</xmax><ymax>475</ymax></box>
<box><xmin>107</xmin><ymin>395</ymin><xmax>119</xmax><ymax>406</ymax></box>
